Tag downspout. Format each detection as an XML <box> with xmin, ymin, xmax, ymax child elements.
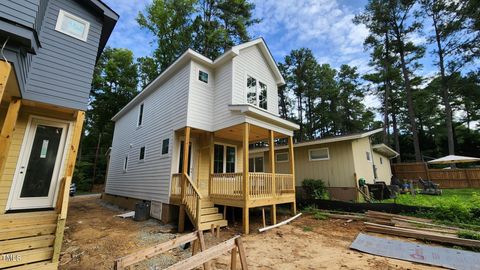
<box><xmin>369</xmin><ymin>136</ymin><xmax>377</xmax><ymax>182</ymax></box>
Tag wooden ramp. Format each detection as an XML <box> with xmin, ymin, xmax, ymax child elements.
<box><xmin>0</xmin><ymin>211</ymin><xmax>59</xmax><ymax>269</ymax></box>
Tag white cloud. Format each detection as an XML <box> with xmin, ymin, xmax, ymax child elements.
<box><xmin>102</xmin><ymin>0</ymin><xmax>154</xmax><ymax>58</ymax></box>
<box><xmin>251</xmin><ymin>0</ymin><xmax>370</xmax><ymax>74</ymax></box>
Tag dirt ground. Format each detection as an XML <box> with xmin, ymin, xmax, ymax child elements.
<box><xmin>60</xmin><ymin>195</ymin><xmax>440</xmax><ymax>270</ymax></box>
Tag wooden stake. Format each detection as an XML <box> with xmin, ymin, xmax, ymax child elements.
<box><xmin>262</xmin><ymin>208</ymin><xmax>266</xmax><ymax>228</ymax></box>
<box><xmin>216</xmin><ymin>225</ymin><xmax>220</xmax><ymax>238</ymax></box>
<box><xmin>197</xmin><ymin>231</ymin><xmax>211</xmax><ymax>270</ymax></box>
<box><xmin>230</xmin><ymin>246</ymin><xmax>237</xmax><ymax>270</ymax></box>
<box><xmin>235</xmin><ymin>238</ymin><xmax>248</xmax><ymax>270</ymax></box>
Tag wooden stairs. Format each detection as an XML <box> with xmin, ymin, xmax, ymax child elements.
<box><xmin>0</xmin><ymin>211</ymin><xmax>59</xmax><ymax>269</ymax></box>
<box><xmin>197</xmin><ymin>198</ymin><xmax>227</xmax><ymax>231</ymax></box>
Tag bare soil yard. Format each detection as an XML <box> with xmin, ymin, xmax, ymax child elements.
<box><xmin>60</xmin><ymin>195</ymin><xmax>439</xmax><ymax>270</ymax></box>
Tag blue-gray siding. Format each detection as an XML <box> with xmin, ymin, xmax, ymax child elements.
<box><xmin>23</xmin><ymin>0</ymin><xmax>103</xmax><ymax>110</ymax></box>
<box><xmin>0</xmin><ymin>0</ymin><xmax>39</xmax><ymax>28</ymax></box>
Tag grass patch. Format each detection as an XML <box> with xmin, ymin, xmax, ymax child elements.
<box><xmin>382</xmin><ymin>189</ymin><xmax>480</xmax><ymax>227</ymax></box>
<box><xmin>458</xmin><ymin>230</ymin><xmax>480</xmax><ymax>240</ymax></box>
<box><xmin>303</xmin><ymin>226</ymin><xmax>313</xmax><ymax>232</ymax></box>
<box><xmin>313</xmin><ymin>212</ymin><xmax>328</xmax><ymax>220</ymax></box>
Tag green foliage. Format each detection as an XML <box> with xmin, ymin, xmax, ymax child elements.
<box><xmin>302</xmin><ymin>179</ymin><xmax>329</xmax><ymax>200</ymax></box>
<box><xmin>313</xmin><ymin>212</ymin><xmax>328</xmax><ymax>220</ymax></box>
<box><xmin>384</xmin><ymin>189</ymin><xmax>480</xmax><ymax>225</ymax></box>
<box><xmin>458</xmin><ymin>230</ymin><xmax>480</xmax><ymax>240</ymax></box>
<box><xmin>302</xmin><ymin>226</ymin><xmax>313</xmax><ymax>232</ymax></box>
<box><xmin>137</xmin><ymin>0</ymin><xmax>259</xmax><ymax>71</ymax></box>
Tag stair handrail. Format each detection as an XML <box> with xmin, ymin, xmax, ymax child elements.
<box><xmin>182</xmin><ymin>173</ymin><xmax>203</xmax><ymax>228</ymax></box>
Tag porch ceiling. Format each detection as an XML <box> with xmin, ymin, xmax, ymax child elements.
<box><xmin>214</xmin><ymin>124</ymin><xmax>286</xmax><ymax>142</ymax></box>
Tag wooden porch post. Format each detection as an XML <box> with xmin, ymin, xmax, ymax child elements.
<box><xmin>209</xmin><ymin>132</ymin><xmax>214</xmax><ymax>196</ymax></box>
<box><xmin>0</xmin><ymin>98</ymin><xmax>21</xmax><ymax>178</ymax></box>
<box><xmin>52</xmin><ymin>111</ymin><xmax>85</xmax><ymax>262</ymax></box>
<box><xmin>0</xmin><ymin>61</ymin><xmax>12</xmax><ymax>102</ymax></box>
<box><xmin>288</xmin><ymin>136</ymin><xmax>296</xmax><ymax>215</ymax></box>
<box><xmin>269</xmin><ymin>130</ymin><xmax>276</xmax><ymax>225</ymax></box>
<box><xmin>242</xmin><ymin>123</ymin><xmax>249</xmax><ymax>234</ymax></box>
<box><xmin>178</xmin><ymin>126</ymin><xmax>191</xmax><ymax>233</ymax></box>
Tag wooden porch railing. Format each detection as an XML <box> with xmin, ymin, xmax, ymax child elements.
<box><xmin>210</xmin><ymin>173</ymin><xmax>243</xmax><ymax>198</ymax></box>
<box><xmin>249</xmin><ymin>173</ymin><xmax>273</xmax><ymax>198</ymax></box>
<box><xmin>171</xmin><ymin>173</ymin><xmax>182</xmax><ymax>197</ymax></box>
<box><xmin>275</xmin><ymin>174</ymin><xmax>295</xmax><ymax>195</ymax></box>
<box><xmin>182</xmin><ymin>174</ymin><xmax>202</xmax><ymax>228</ymax></box>
<box><xmin>209</xmin><ymin>172</ymin><xmax>295</xmax><ymax>200</ymax></box>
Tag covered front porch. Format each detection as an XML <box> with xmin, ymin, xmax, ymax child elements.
<box><xmin>170</xmin><ymin>122</ymin><xmax>296</xmax><ymax>234</ymax></box>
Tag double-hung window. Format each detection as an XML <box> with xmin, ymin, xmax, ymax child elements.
<box><xmin>246</xmin><ymin>76</ymin><xmax>267</xmax><ymax>110</ymax></box>
<box><xmin>213</xmin><ymin>144</ymin><xmax>236</xmax><ymax>173</ymax></box>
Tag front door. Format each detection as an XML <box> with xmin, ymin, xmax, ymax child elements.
<box><xmin>8</xmin><ymin>117</ymin><xmax>69</xmax><ymax>210</ymax></box>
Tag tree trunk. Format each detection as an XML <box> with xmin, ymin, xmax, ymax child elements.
<box><xmin>392</xmin><ymin>109</ymin><xmax>401</xmax><ymax>163</ymax></box>
<box><xmin>396</xmin><ymin>37</ymin><xmax>422</xmax><ymax>161</ymax></box>
<box><xmin>297</xmin><ymin>93</ymin><xmax>304</xmax><ymax>142</ymax></box>
<box><xmin>432</xmin><ymin>13</ymin><xmax>455</xmax><ymax>155</ymax></box>
<box><xmin>383</xmin><ymin>31</ymin><xmax>391</xmax><ymax>145</ymax></box>
<box><xmin>92</xmin><ymin>132</ymin><xmax>103</xmax><ymax>186</ymax></box>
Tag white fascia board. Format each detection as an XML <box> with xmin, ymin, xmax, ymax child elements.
<box><xmin>228</xmin><ymin>104</ymin><xmax>299</xmax><ymax>131</ymax></box>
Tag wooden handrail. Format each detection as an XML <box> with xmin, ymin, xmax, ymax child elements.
<box><xmin>184</xmin><ymin>173</ymin><xmax>202</xmax><ymax>199</ymax></box>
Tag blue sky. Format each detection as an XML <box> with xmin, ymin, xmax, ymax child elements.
<box><xmin>102</xmin><ymin>0</ymin><xmax>440</xmax><ymax>109</ymax></box>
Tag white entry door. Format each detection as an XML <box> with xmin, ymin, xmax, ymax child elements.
<box><xmin>8</xmin><ymin>117</ymin><xmax>70</xmax><ymax>210</ymax></box>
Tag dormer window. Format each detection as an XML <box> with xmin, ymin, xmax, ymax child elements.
<box><xmin>246</xmin><ymin>76</ymin><xmax>267</xmax><ymax>110</ymax></box>
<box><xmin>55</xmin><ymin>10</ymin><xmax>90</xmax><ymax>42</ymax></box>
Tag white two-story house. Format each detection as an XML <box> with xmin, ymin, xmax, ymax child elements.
<box><xmin>105</xmin><ymin>38</ymin><xmax>299</xmax><ymax>234</ymax></box>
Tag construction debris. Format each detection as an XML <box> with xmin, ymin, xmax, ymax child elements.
<box><xmin>259</xmin><ymin>213</ymin><xmax>302</xmax><ymax>233</ymax></box>
<box><xmin>351</xmin><ymin>233</ymin><xmax>480</xmax><ymax>270</ymax></box>
<box><xmin>116</xmin><ymin>211</ymin><xmax>135</xmax><ymax>218</ymax></box>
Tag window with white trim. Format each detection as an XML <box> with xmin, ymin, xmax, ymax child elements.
<box><xmin>309</xmin><ymin>148</ymin><xmax>329</xmax><ymax>161</ymax></box>
<box><xmin>55</xmin><ymin>10</ymin><xmax>90</xmax><ymax>42</ymax></box>
<box><xmin>275</xmin><ymin>152</ymin><xmax>289</xmax><ymax>163</ymax></box>
<box><xmin>246</xmin><ymin>76</ymin><xmax>268</xmax><ymax>110</ymax></box>
<box><xmin>213</xmin><ymin>144</ymin><xmax>236</xmax><ymax>173</ymax></box>
<box><xmin>137</xmin><ymin>103</ymin><xmax>144</xmax><ymax>127</ymax></box>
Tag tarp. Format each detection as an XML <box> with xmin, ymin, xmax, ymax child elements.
<box><xmin>428</xmin><ymin>155</ymin><xmax>480</xmax><ymax>164</ymax></box>
<box><xmin>350</xmin><ymin>233</ymin><xmax>480</xmax><ymax>270</ymax></box>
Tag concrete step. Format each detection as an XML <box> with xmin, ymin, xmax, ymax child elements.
<box><xmin>200</xmin><ymin>213</ymin><xmax>223</xmax><ymax>223</ymax></box>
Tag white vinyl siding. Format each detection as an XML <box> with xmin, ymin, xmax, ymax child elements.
<box><xmin>232</xmin><ymin>45</ymin><xmax>279</xmax><ymax>115</ymax></box>
<box><xmin>105</xmin><ymin>63</ymin><xmax>190</xmax><ymax>203</ymax></box>
<box><xmin>186</xmin><ymin>61</ymin><xmax>214</xmax><ymax>130</ymax></box>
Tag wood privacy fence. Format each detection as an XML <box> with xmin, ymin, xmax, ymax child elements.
<box><xmin>391</xmin><ymin>162</ymin><xmax>480</xmax><ymax>188</ymax></box>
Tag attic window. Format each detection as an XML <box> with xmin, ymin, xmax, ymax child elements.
<box><xmin>199</xmin><ymin>70</ymin><xmax>208</xmax><ymax>83</ymax></box>
<box><xmin>55</xmin><ymin>10</ymin><xmax>90</xmax><ymax>42</ymax></box>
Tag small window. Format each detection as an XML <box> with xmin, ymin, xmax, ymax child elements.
<box><xmin>309</xmin><ymin>148</ymin><xmax>329</xmax><ymax>161</ymax></box>
<box><xmin>259</xmin><ymin>82</ymin><xmax>267</xmax><ymax>110</ymax></box>
<box><xmin>199</xmin><ymin>70</ymin><xmax>208</xmax><ymax>83</ymax></box>
<box><xmin>138</xmin><ymin>103</ymin><xmax>144</xmax><ymax>127</ymax></box>
<box><xmin>249</xmin><ymin>156</ymin><xmax>264</xmax><ymax>172</ymax></box>
<box><xmin>214</xmin><ymin>144</ymin><xmax>224</xmax><ymax>173</ymax></box>
<box><xmin>55</xmin><ymin>10</ymin><xmax>90</xmax><ymax>42</ymax></box>
<box><xmin>276</xmin><ymin>152</ymin><xmax>289</xmax><ymax>163</ymax></box>
<box><xmin>366</xmin><ymin>151</ymin><xmax>371</xmax><ymax>161</ymax></box>
<box><xmin>139</xmin><ymin>146</ymin><xmax>145</xmax><ymax>160</ymax></box>
<box><xmin>123</xmin><ymin>155</ymin><xmax>128</xmax><ymax>172</ymax></box>
<box><xmin>380</xmin><ymin>157</ymin><xmax>383</xmax><ymax>164</ymax></box>
<box><xmin>162</xmin><ymin>139</ymin><xmax>169</xmax><ymax>155</ymax></box>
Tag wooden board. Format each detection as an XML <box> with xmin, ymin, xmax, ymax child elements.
<box><xmin>365</xmin><ymin>222</ymin><xmax>480</xmax><ymax>248</ymax></box>
<box><xmin>0</xmin><ymin>247</ymin><xmax>53</xmax><ymax>268</ymax></box>
<box><xmin>0</xmin><ymin>224</ymin><xmax>56</xmax><ymax>241</ymax></box>
<box><xmin>8</xmin><ymin>261</ymin><xmax>58</xmax><ymax>270</ymax></box>
<box><xmin>0</xmin><ymin>211</ymin><xmax>57</xmax><ymax>228</ymax></box>
<box><xmin>0</xmin><ymin>235</ymin><xmax>55</xmax><ymax>253</ymax></box>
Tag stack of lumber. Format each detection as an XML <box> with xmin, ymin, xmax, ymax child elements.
<box><xmin>323</xmin><ymin>210</ymin><xmax>480</xmax><ymax>248</ymax></box>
